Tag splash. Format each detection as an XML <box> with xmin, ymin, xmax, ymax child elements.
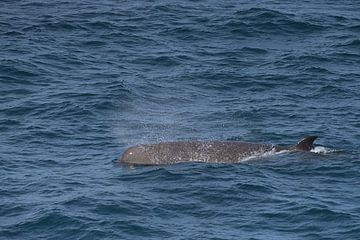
<box><xmin>311</xmin><ymin>146</ymin><xmax>337</xmax><ymax>154</ymax></box>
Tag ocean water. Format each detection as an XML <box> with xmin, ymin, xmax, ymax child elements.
<box><xmin>1</xmin><ymin>0</ymin><xmax>360</xmax><ymax>239</ymax></box>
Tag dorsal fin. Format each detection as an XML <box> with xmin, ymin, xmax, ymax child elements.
<box><xmin>296</xmin><ymin>136</ymin><xmax>318</xmax><ymax>151</ymax></box>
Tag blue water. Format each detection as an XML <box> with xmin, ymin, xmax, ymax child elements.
<box><xmin>1</xmin><ymin>0</ymin><xmax>360</xmax><ymax>239</ymax></box>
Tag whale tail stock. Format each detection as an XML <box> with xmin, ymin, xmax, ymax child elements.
<box><xmin>295</xmin><ymin>136</ymin><xmax>318</xmax><ymax>151</ymax></box>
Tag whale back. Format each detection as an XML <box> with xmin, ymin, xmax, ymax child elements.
<box><xmin>120</xmin><ymin>141</ymin><xmax>273</xmax><ymax>165</ymax></box>
<box><xmin>119</xmin><ymin>136</ymin><xmax>319</xmax><ymax>165</ymax></box>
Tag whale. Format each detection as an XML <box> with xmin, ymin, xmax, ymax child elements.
<box><xmin>119</xmin><ymin>136</ymin><xmax>318</xmax><ymax>165</ymax></box>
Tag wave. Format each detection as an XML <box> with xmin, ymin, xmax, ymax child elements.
<box><xmin>130</xmin><ymin>55</ymin><xmax>181</xmax><ymax>67</ymax></box>
<box><xmin>0</xmin><ymin>62</ymin><xmax>39</xmax><ymax>81</ymax></box>
<box><xmin>224</xmin><ymin>8</ymin><xmax>324</xmax><ymax>35</ymax></box>
<box><xmin>22</xmin><ymin>20</ymin><xmax>86</xmax><ymax>32</ymax></box>
<box><xmin>333</xmin><ymin>39</ymin><xmax>360</xmax><ymax>48</ymax></box>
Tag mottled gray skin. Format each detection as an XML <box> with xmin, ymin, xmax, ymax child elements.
<box><xmin>119</xmin><ymin>136</ymin><xmax>317</xmax><ymax>166</ymax></box>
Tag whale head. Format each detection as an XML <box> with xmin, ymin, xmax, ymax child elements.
<box><xmin>119</xmin><ymin>145</ymin><xmax>151</xmax><ymax>165</ymax></box>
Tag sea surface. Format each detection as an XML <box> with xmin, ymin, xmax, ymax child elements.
<box><xmin>1</xmin><ymin>0</ymin><xmax>360</xmax><ymax>239</ymax></box>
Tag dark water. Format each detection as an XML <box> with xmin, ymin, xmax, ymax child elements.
<box><xmin>1</xmin><ymin>0</ymin><xmax>360</xmax><ymax>239</ymax></box>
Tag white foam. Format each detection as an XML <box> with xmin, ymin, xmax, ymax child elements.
<box><xmin>311</xmin><ymin>146</ymin><xmax>336</xmax><ymax>154</ymax></box>
<box><xmin>240</xmin><ymin>149</ymin><xmax>277</xmax><ymax>162</ymax></box>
